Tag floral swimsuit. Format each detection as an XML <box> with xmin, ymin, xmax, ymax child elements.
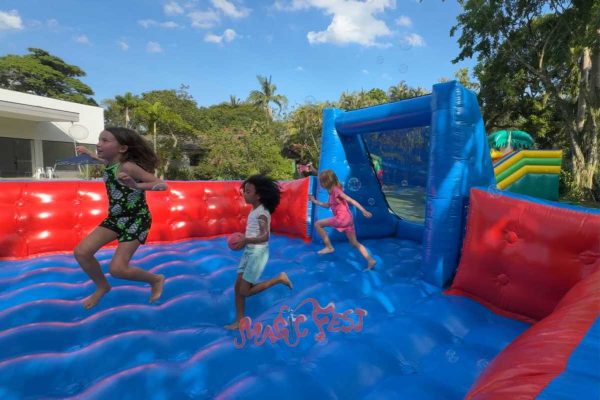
<box><xmin>100</xmin><ymin>163</ymin><xmax>151</xmax><ymax>243</ymax></box>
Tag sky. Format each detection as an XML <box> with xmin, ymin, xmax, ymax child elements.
<box><xmin>0</xmin><ymin>0</ymin><xmax>475</xmax><ymax>109</ymax></box>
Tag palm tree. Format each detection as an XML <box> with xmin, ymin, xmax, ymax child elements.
<box><xmin>229</xmin><ymin>95</ymin><xmax>242</xmax><ymax>106</ymax></box>
<box><xmin>247</xmin><ymin>75</ymin><xmax>287</xmax><ymax>119</ymax></box>
<box><xmin>137</xmin><ymin>101</ymin><xmax>168</xmax><ymax>152</ymax></box>
<box><xmin>114</xmin><ymin>92</ymin><xmax>139</xmax><ymax>128</ymax></box>
<box><xmin>387</xmin><ymin>81</ymin><xmax>428</xmax><ymax>102</ymax></box>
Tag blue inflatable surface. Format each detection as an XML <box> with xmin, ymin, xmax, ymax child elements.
<box><xmin>0</xmin><ymin>235</ymin><xmax>528</xmax><ymax>399</ymax></box>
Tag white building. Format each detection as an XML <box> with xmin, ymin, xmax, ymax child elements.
<box><xmin>0</xmin><ymin>88</ymin><xmax>104</xmax><ymax>179</ymax></box>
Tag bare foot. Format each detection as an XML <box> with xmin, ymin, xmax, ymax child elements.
<box><xmin>149</xmin><ymin>274</ymin><xmax>165</xmax><ymax>303</ymax></box>
<box><xmin>279</xmin><ymin>272</ymin><xmax>293</xmax><ymax>290</ymax></box>
<box><xmin>224</xmin><ymin>321</ymin><xmax>240</xmax><ymax>330</ymax></box>
<box><xmin>366</xmin><ymin>258</ymin><xmax>377</xmax><ymax>270</ymax></box>
<box><xmin>83</xmin><ymin>285</ymin><xmax>111</xmax><ymax>309</ymax></box>
<box><xmin>317</xmin><ymin>247</ymin><xmax>335</xmax><ymax>255</ymax></box>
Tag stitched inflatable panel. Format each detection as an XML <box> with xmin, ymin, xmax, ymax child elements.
<box><xmin>447</xmin><ymin>188</ymin><xmax>600</xmax><ymax>323</ymax></box>
<box><xmin>0</xmin><ymin>236</ymin><xmax>527</xmax><ymax>399</ymax></box>
<box><xmin>466</xmin><ymin>270</ymin><xmax>600</xmax><ymax>399</ymax></box>
<box><xmin>0</xmin><ymin>179</ymin><xmax>310</xmax><ymax>260</ymax></box>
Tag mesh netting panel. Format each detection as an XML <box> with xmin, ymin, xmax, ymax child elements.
<box><xmin>363</xmin><ymin>126</ymin><xmax>430</xmax><ymax>223</ymax></box>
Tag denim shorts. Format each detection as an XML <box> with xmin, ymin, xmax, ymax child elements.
<box><xmin>237</xmin><ymin>245</ymin><xmax>269</xmax><ymax>284</ymax></box>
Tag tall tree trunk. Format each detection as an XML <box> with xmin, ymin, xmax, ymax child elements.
<box><xmin>153</xmin><ymin>121</ymin><xmax>157</xmax><ymax>153</ymax></box>
<box><xmin>569</xmin><ymin>47</ymin><xmax>599</xmax><ymax>198</ymax></box>
<box><xmin>125</xmin><ymin>108</ymin><xmax>130</xmax><ymax>128</ymax></box>
<box><xmin>160</xmin><ymin>131</ymin><xmax>178</xmax><ymax>180</ymax></box>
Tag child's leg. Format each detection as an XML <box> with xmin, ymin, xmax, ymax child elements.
<box><xmin>239</xmin><ymin>272</ymin><xmax>293</xmax><ymax>297</ymax></box>
<box><xmin>345</xmin><ymin>231</ymin><xmax>376</xmax><ymax>269</ymax></box>
<box><xmin>74</xmin><ymin>227</ymin><xmax>118</xmax><ymax>309</ymax></box>
<box><xmin>315</xmin><ymin>220</ymin><xmax>335</xmax><ymax>254</ymax></box>
<box><xmin>108</xmin><ymin>241</ymin><xmax>165</xmax><ymax>303</ymax></box>
<box><xmin>225</xmin><ymin>273</ymin><xmax>245</xmax><ymax>330</ymax></box>
<box><xmin>225</xmin><ymin>270</ymin><xmax>293</xmax><ymax>330</ymax></box>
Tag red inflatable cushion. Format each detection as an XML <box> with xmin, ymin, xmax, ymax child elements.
<box><xmin>446</xmin><ymin>188</ymin><xmax>600</xmax><ymax>323</ymax></box>
<box><xmin>0</xmin><ymin>178</ymin><xmax>311</xmax><ymax>260</ymax></box>
<box><xmin>465</xmin><ymin>269</ymin><xmax>600</xmax><ymax>399</ymax></box>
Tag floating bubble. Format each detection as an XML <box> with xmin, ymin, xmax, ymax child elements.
<box><xmin>477</xmin><ymin>358</ymin><xmax>490</xmax><ymax>372</ymax></box>
<box><xmin>446</xmin><ymin>349</ymin><xmax>459</xmax><ymax>363</ymax></box>
<box><xmin>347</xmin><ymin>177</ymin><xmax>362</xmax><ymax>191</ymax></box>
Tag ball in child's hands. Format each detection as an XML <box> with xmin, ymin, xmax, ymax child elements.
<box><xmin>227</xmin><ymin>232</ymin><xmax>245</xmax><ymax>250</ymax></box>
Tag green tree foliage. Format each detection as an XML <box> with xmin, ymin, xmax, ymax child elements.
<box><xmin>195</xmin><ymin>120</ymin><xmax>293</xmax><ymax>180</ymax></box>
<box><xmin>0</xmin><ymin>48</ymin><xmax>96</xmax><ymax>105</ymax></box>
<box><xmin>283</xmin><ymin>102</ymin><xmax>333</xmax><ymax>166</ymax></box>
<box><xmin>438</xmin><ymin>68</ymin><xmax>480</xmax><ymax>92</ymax></box>
<box><xmin>247</xmin><ymin>75</ymin><xmax>288</xmax><ymax>119</ymax></box>
<box><xmin>104</xmin><ymin>87</ymin><xmax>198</xmax><ymax>178</ymax></box>
<box><xmin>387</xmin><ymin>81</ymin><xmax>429</xmax><ymax>101</ymax></box>
<box><xmin>338</xmin><ymin>88</ymin><xmax>389</xmax><ymax>110</ymax></box>
<box><xmin>452</xmin><ymin>0</ymin><xmax>599</xmax><ymax>200</ymax></box>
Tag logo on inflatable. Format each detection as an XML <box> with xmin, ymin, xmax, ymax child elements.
<box><xmin>233</xmin><ymin>298</ymin><xmax>367</xmax><ymax>348</ymax></box>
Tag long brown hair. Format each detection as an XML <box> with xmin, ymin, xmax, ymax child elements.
<box><xmin>105</xmin><ymin>127</ymin><xmax>159</xmax><ymax>173</ymax></box>
<box><xmin>318</xmin><ymin>169</ymin><xmax>342</xmax><ymax>190</ymax></box>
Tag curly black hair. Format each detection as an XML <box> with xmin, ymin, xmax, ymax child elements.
<box><xmin>242</xmin><ymin>174</ymin><xmax>281</xmax><ymax>214</ymax></box>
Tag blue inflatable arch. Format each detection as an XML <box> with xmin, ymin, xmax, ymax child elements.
<box><xmin>314</xmin><ymin>81</ymin><xmax>495</xmax><ymax>287</ymax></box>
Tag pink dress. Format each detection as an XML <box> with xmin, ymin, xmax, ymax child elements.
<box><xmin>325</xmin><ymin>186</ymin><xmax>355</xmax><ymax>233</ymax></box>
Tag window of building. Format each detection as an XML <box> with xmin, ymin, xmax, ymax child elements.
<box><xmin>42</xmin><ymin>140</ymin><xmax>78</xmax><ymax>171</ymax></box>
<box><xmin>0</xmin><ymin>137</ymin><xmax>33</xmax><ymax>178</ymax></box>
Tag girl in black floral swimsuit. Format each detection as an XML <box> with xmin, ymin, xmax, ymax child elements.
<box><xmin>74</xmin><ymin>127</ymin><xmax>168</xmax><ymax>309</ymax></box>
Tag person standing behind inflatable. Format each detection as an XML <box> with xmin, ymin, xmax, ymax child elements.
<box><xmin>225</xmin><ymin>174</ymin><xmax>293</xmax><ymax>330</ymax></box>
<box><xmin>74</xmin><ymin>127</ymin><xmax>168</xmax><ymax>309</ymax></box>
<box><xmin>310</xmin><ymin>169</ymin><xmax>376</xmax><ymax>270</ymax></box>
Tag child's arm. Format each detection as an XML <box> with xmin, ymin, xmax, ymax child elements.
<box><xmin>338</xmin><ymin>192</ymin><xmax>373</xmax><ymax>218</ymax></box>
<box><xmin>243</xmin><ymin>216</ymin><xmax>269</xmax><ymax>245</ymax></box>
<box><xmin>309</xmin><ymin>195</ymin><xmax>330</xmax><ymax>208</ymax></box>
<box><xmin>118</xmin><ymin>162</ymin><xmax>169</xmax><ymax>191</ymax></box>
<box><xmin>76</xmin><ymin>146</ymin><xmax>108</xmax><ymax>165</ymax></box>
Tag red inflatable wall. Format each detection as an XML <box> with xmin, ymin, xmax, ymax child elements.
<box><xmin>465</xmin><ymin>269</ymin><xmax>600</xmax><ymax>399</ymax></box>
<box><xmin>447</xmin><ymin>188</ymin><xmax>600</xmax><ymax>323</ymax></box>
<box><xmin>0</xmin><ymin>178</ymin><xmax>310</xmax><ymax>260</ymax></box>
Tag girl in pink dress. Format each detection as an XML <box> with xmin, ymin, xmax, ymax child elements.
<box><xmin>309</xmin><ymin>169</ymin><xmax>377</xmax><ymax>270</ymax></box>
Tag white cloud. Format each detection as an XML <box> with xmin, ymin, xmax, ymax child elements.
<box><xmin>161</xmin><ymin>21</ymin><xmax>181</xmax><ymax>28</ymax></box>
<box><xmin>273</xmin><ymin>0</ymin><xmax>310</xmax><ymax>11</ymax></box>
<box><xmin>29</xmin><ymin>19</ymin><xmax>42</xmax><ymax>28</ymax></box>
<box><xmin>117</xmin><ymin>40</ymin><xmax>129</xmax><ymax>50</ymax></box>
<box><xmin>211</xmin><ymin>0</ymin><xmax>250</xmax><ymax>18</ymax></box>
<box><xmin>204</xmin><ymin>28</ymin><xmax>237</xmax><ymax>43</ymax></box>
<box><xmin>146</xmin><ymin>41</ymin><xmax>164</xmax><ymax>53</ymax></box>
<box><xmin>276</xmin><ymin>0</ymin><xmax>395</xmax><ymax>47</ymax></box>
<box><xmin>188</xmin><ymin>10</ymin><xmax>220</xmax><ymax>28</ymax></box>
<box><xmin>296</xmin><ymin>66</ymin><xmax>304</xmax><ymax>71</ymax></box>
<box><xmin>362</xmin><ymin>69</ymin><xmax>369</xmax><ymax>74</ymax></box>
<box><xmin>46</xmin><ymin>19</ymin><xmax>60</xmax><ymax>30</ymax></box>
<box><xmin>401</xmin><ymin>32</ymin><xmax>425</xmax><ymax>47</ymax></box>
<box><xmin>74</xmin><ymin>35</ymin><xmax>90</xmax><ymax>44</ymax></box>
<box><xmin>0</xmin><ymin>9</ymin><xmax>24</xmax><ymax>31</ymax></box>
<box><xmin>395</xmin><ymin>15</ymin><xmax>411</xmax><ymax>27</ymax></box>
<box><xmin>138</xmin><ymin>19</ymin><xmax>181</xmax><ymax>28</ymax></box>
<box><xmin>164</xmin><ymin>1</ymin><xmax>184</xmax><ymax>15</ymax></box>
<box><xmin>30</xmin><ymin>18</ymin><xmax>65</xmax><ymax>31</ymax></box>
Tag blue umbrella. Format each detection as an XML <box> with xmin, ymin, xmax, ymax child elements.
<box><xmin>54</xmin><ymin>154</ymin><xmax>104</xmax><ymax>166</ymax></box>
